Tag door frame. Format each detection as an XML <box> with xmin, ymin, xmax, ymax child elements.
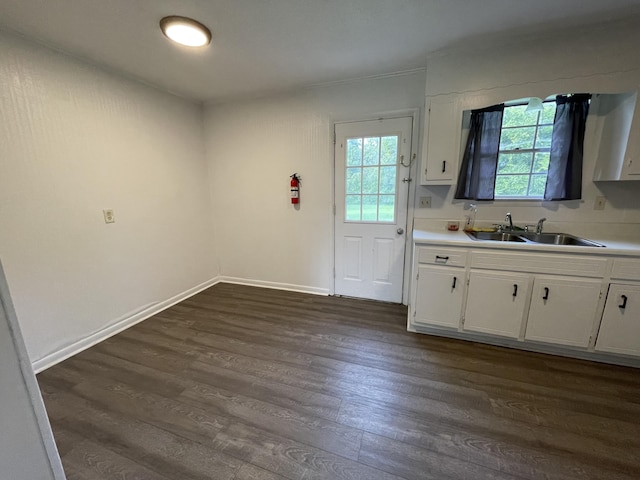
<box><xmin>331</xmin><ymin>108</ymin><xmax>421</xmax><ymax>304</ymax></box>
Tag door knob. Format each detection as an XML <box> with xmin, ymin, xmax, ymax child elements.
<box><xmin>397</xmin><ymin>228</ymin><xmax>404</xmax><ymax>235</ymax></box>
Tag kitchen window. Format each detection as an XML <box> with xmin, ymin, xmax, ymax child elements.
<box><xmin>455</xmin><ymin>94</ymin><xmax>590</xmax><ymax>201</ymax></box>
<box><xmin>495</xmin><ymin>102</ymin><xmax>557</xmax><ymax>199</ymax></box>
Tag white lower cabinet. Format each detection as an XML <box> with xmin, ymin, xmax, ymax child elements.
<box><xmin>464</xmin><ymin>270</ymin><xmax>531</xmax><ymax>338</ymax></box>
<box><xmin>409</xmin><ymin>241</ymin><xmax>640</xmax><ymax>363</ymax></box>
<box><xmin>525</xmin><ymin>276</ymin><xmax>602</xmax><ymax>347</ymax></box>
<box><xmin>596</xmin><ymin>284</ymin><xmax>640</xmax><ymax>356</ymax></box>
<box><xmin>413</xmin><ymin>265</ymin><xmax>464</xmax><ymax>328</ymax></box>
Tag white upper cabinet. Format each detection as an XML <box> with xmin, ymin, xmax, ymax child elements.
<box><xmin>420</xmin><ymin>95</ymin><xmax>462</xmax><ymax>185</ymax></box>
<box><xmin>592</xmin><ymin>91</ymin><xmax>640</xmax><ymax>181</ymax></box>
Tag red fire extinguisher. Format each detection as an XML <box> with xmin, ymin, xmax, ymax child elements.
<box><xmin>290</xmin><ymin>173</ymin><xmax>300</xmax><ymax>204</ymax></box>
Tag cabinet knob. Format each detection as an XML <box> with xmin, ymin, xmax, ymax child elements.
<box><xmin>396</xmin><ymin>228</ymin><xmax>404</xmax><ymax>235</ymax></box>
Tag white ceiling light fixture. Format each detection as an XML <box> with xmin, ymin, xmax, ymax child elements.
<box><xmin>160</xmin><ymin>16</ymin><xmax>211</xmax><ymax>47</ymax></box>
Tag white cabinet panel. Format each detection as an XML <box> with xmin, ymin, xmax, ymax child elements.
<box><xmin>596</xmin><ymin>284</ymin><xmax>640</xmax><ymax>356</ymax></box>
<box><xmin>413</xmin><ymin>265</ymin><xmax>464</xmax><ymax>329</ymax></box>
<box><xmin>464</xmin><ymin>270</ymin><xmax>531</xmax><ymax>338</ymax></box>
<box><xmin>526</xmin><ymin>276</ymin><xmax>602</xmax><ymax>348</ymax></box>
<box><xmin>420</xmin><ymin>95</ymin><xmax>461</xmax><ymax>185</ymax></box>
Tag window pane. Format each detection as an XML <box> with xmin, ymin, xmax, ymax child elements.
<box><xmin>362</xmin><ymin>195</ymin><xmax>378</xmax><ymax>221</ymax></box>
<box><xmin>529</xmin><ymin>175</ymin><xmax>547</xmax><ymax>197</ymax></box>
<box><xmin>345</xmin><ymin>168</ymin><xmax>361</xmax><ymax>194</ymax></box>
<box><xmin>533</xmin><ymin>152</ymin><xmax>550</xmax><ymax>173</ymax></box>
<box><xmin>495</xmin><ymin>175</ymin><xmax>529</xmax><ymax>197</ymax></box>
<box><xmin>380</xmin><ymin>136</ymin><xmax>398</xmax><ymax>165</ymax></box>
<box><xmin>540</xmin><ymin>103</ymin><xmax>557</xmax><ymax>124</ymax></box>
<box><xmin>500</xmin><ymin>126</ymin><xmax>536</xmax><ymax>150</ymax></box>
<box><xmin>379</xmin><ymin>166</ymin><xmax>396</xmax><ymax>194</ymax></box>
<box><xmin>379</xmin><ymin>195</ymin><xmax>395</xmax><ymax>222</ymax></box>
<box><xmin>502</xmin><ymin>105</ymin><xmax>538</xmax><ymax>128</ymax></box>
<box><xmin>346</xmin><ymin>138</ymin><xmax>362</xmax><ymax>166</ymax></box>
<box><xmin>535</xmin><ymin>125</ymin><xmax>553</xmax><ymax>149</ymax></box>
<box><xmin>345</xmin><ymin>195</ymin><xmax>361</xmax><ymax>221</ymax></box>
<box><xmin>497</xmin><ymin>153</ymin><xmax>533</xmax><ymax>174</ymax></box>
<box><xmin>362</xmin><ymin>167</ymin><xmax>379</xmax><ymax>194</ymax></box>
<box><xmin>363</xmin><ymin>137</ymin><xmax>380</xmax><ymax>166</ymax></box>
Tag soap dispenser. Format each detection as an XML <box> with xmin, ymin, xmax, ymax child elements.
<box><xmin>464</xmin><ymin>204</ymin><xmax>477</xmax><ymax>232</ymax></box>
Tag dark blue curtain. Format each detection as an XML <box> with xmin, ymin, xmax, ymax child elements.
<box><xmin>454</xmin><ymin>105</ymin><xmax>504</xmax><ymax>200</ymax></box>
<box><xmin>544</xmin><ymin>94</ymin><xmax>591</xmax><ymax>200</ymax></box>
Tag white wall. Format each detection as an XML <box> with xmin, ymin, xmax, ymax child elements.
<box><xmin>416</xmin><ymin>18</ymin><xmax>640</xmax><ymax>231</ymax></box>
<box><xmin>0</xmin><ymin>31</ymin><xmax>218</xmax><ymax>365</ymax></box>
<box><xmin>203</xmin><ymin>71</ymin><xmax>425</xmax><ymax>294</ymax></box>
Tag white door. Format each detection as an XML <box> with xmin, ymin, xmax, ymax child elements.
<box><xmin>334</xmin><ymin>117</ymin><xmax>412</xmax><ymax>302</ymax></box>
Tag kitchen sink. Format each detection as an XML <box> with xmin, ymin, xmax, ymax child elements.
<box><xmin>466</xmin><ymin>230</ymin><xmax>606</xmax><ymax>247</ymax></box>
<box><xmin>518</xmin><ymin>233</ymin><xmax>605</xmax><ymax>247</ymax></box>
<box><xmin>466</xmin><ymin>231</ymin><xmax>526</xmax><ymax>242</ymax></box>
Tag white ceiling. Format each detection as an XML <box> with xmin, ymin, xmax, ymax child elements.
<box><xmin>1</xmin><ymin>0</ymin><xmax>640</xmax><ymax>103</ymax></box>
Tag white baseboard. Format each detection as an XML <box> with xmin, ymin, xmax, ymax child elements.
<box><xmin>32</xmin><ymin>276</ymin><xmax>221</xmax><ymax>373</ymax></box>
<box><xmin>219</xmin><ymin>276</ymin><xmax>330</xmax><ymax>296</ymax></box>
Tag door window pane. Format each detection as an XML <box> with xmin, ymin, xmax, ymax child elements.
<box><xmin>362</xmin><ymin>195</ymin><xmax>378</xmax><ymax>221</ymax></box>
<box><xmin>363</xmin><ymin>137</ymin><xmax>380</xmax><ymax>166</ymax></box>
<box><xmin>362</xmin><ymin>167</ymin><xmax>379</xmax><ymax>194</ymax></box>
<box><xmin>379</xmin><ymin>195</ymin><xmax>395</xmax><ymax>222</ymax></box>
<box><xmin>379</xmin><ymin>166</ymin><xmax>396</xmax><ymax>194</ymax></box>
<box><xmin>345</xmin><ymin>195</ymin><xmax>361</xmax><ymax>221</ymax></box>
<box><xmin>380</xmin><ymin>136</ymin><xmax>397</xmax><ymax>165</ymax></box>
<box><xmin>346</xmin><ymin>168</ymin><xmax>362</xmax><ymax>194</ymax></box>
<box><xmin>346</xmin><ymin>138</ymin><xmax>363</xmax><ymax>166</ymax></box>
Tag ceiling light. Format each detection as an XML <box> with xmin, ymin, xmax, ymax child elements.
<box><xmin>525</xmin><ymin>97</ymin><xmax>544</xmax><ymax>112</ymax></box>
<box><xmin>160</xmin><ymin>16</ymin><xmax>211</xmax><ymax>47</ymax></box>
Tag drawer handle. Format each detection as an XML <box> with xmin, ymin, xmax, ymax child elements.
<box><xmin>442</xmin><ymin>160</ymin><xmax>446</xmax><ymax>173</ymax></box>
<box><xmin>542</xmin><ymin>287</ymin><xmax>549</xmax><ymax>301</ymax></box>
<box><xmin>452</xmin><ymin>276</ymin><xmax>457</xmax><ymax>289</ymax></box>
<box><xmin>619</xmin><ymin>295</ymin><xmax>628</xmax><ymax>309</ymax></box>
<box><xmin>512</xmin><ymin>284</ymin><xmax>518</xmax><ymax>297</ymax></box>
<box><xmin>435</xmin><ymin>255</ymin><xmax>449</xmax><ymax>263</ymax></box>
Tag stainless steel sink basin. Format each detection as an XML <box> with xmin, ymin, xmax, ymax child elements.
<box><xmin>519</xmin><ymin>233</ymin><xmax>605</xmax><ymax>247</ymax></box>
<box><xmin>466</xmin><ymin>231</ymin><xmax>526</xmax><ymax>242</ymax></box>
<box><xmin>466</xmin><ymin>230</ymin><xmax>605</xmax><ymax>247</ymax></box>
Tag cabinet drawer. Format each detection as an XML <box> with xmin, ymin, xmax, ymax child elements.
<box><xmin>417</xmin><ymin>247</ymin><xmax>467</xmax><ymax>267</ymax></box>
<box><xmin>611</xmin><ymin>258</ymin><xmax>640</xmax><ymax>281</ymax></box>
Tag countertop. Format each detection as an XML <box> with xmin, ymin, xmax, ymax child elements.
<box><xmin>413</xmin><ymin>228</ymin><xmax>640</xmax><ymax>256</ymax></box>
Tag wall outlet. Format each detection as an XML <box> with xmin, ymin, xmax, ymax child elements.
<box><xmin>103</xmin><ymin>209</ymin><xmax>115</xmax><ymax>224</ymax></box>
<box><xmin>419</xmin><ymin>196</ymin><xmax>432</xmax><ymax>208</ymax></box>
<box><xmin>594</xmin><ymin>196</ymin><xmax>606</xmax><ymax>211</ymax></box>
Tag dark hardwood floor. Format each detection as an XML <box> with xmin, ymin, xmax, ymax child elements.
<box><xmin>38</xmin><ymin>283</ymin><xmax>640</xmax><ymax>480</ymax></box>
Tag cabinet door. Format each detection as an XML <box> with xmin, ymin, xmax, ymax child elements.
<box><xmin>464</xmin><ymin>270</ymin><xmax>531</xmax><ymax>338</ymax></box>
<box><xmin>596</xmin><ymin>284</ymin><xmax>640</xmax><ymax>356</ymax></box>
<box><xmin>525</xmin><ymin>276</ymin><xmax>602</xmax><ymax>347</ymax></box>
<box><xmin>420</xmin><ymin>96</ymin><xmax>461</xmax><ymax>185</ymax></box>
<box><xmin>413</xmin><ymin>265</ymin><xmax>464</xmax><ymax>329</ymax></box>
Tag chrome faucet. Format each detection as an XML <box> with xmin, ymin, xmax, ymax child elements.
<box><xmin>505</xmin><ymin>212</ymin><xmax>514</xmax><ymax>231</ymax></box>
<box><xmin>536</xmin><ymin>217</ymin><xmax>547</xmax><ymax>234</ymax></box>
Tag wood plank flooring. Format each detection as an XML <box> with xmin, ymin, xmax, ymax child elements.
<box><xmin>37</xmin><ymin>283</ymin><xmax>640</xmax><ymax>480</ymax></box>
